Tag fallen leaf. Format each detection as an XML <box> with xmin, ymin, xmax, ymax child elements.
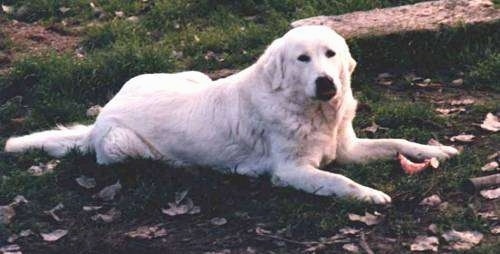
<box><xmin>210</xmin><ymin>217</ymin><xmax>227</xmax><ymax>226</ymax></box>
<box><xmin>362</xmin><ymin>122</ymin><xmax>388</xmax><ymax>134</ymax></box>
<box><xmin>435</xmin><ymin>107</ymin><xmax>466</xmax><ymax>116</ymax></box>
<box><xmin>161</xmin><ymin>197</ymin><xmax>200</xmax><ymax>216</ymax></box>
<box><xmin>442</xmin><ymin>230</ymin><xmax>483</xmax><ymax>250</ymax></box>
<box><xmin>449</xmin><ymin>98</ymin><xmax>475</xmax><ymax>106</ymax></box>
<box><xmin>481</xmin><ymin>161</ymin><xmax>499</xmax><ymax>172</ymax></box>
<box><xmin>82</xmin><ymin>205</ymin><xmax>102</xmax><ymax>212</ymax></box>
<box><xmin>126</xmin><ymin>16</ymin><xmax>139</xmax><ymax>22</ymax></box>
<box><xmin>410</xmin><ymin>235</ymin><xmax>439</xmax><ymax>252</ymax></box>
<box><xmin>342</xmin><ymin>243</ymin><xmax>360</xmax><ymax>252</ymax></box>
<box><xmin>7</xmin><ymin>229</ymin><xmax>33</xmax><ymax>243</ymax></box>
<box><xmin>86</xmin><ymin>105</ymin><xmax>102</xmax><ymax>117</ymax></box>
<box><xmin>451</xmin><ymin>78</ymin><xmax>464</xmax><ymax>86</ymax></box>
<box><xmin>0</xmin><ymin>244</ymin><xmax>20</xmax><ymax>253</ymax></box>
<box><xmin>339</xmin><ymin>227</ymin><xmax>360</xmax><ymax>236</ymax></box>
<box><xmin>76</xmin><ymin>175</ymin><xmax>96</xmax><ymax>189</ymax></box>
<box><xmin>428</xmin><ymin>224</ymin><xmax>439</xmax><ymax>234</ymax></box>
<box><xmin>477</xmin><ymin>211</ymin><xmax>498</xmax><ymax>221</ymax></box>
<box><xmin>480</xmin><ymin>113</ymin><xmax>500</xmax><ymax>132</ymax></box>
<box><xmin>0</xmin><ymin>206</ymin><xmax>15</xmax><ymax>224</ymax></box>
<box><xmin>40</xmin><ymin>229</ymin><xmax>68</xmax><ymax>242</ymax></box>
<box><xmin>1</xmin><ymin>5</ymin><xmax>14</xmax><ymax>14</ymax></box>
<box><xmin>487</xmin><ymin>151</ymin><xmax>500</xmax><ymax>160</ymax></box>
<box><xmin>397</xmin><ymin>153</ymin><xmax>435</xmax><ymax>175</ymax></box>
<box><xmin>255</xmin><ymin>227</ymin><xmax>272</xmax><ymax>235</ymax></box>
<box><xmin>9</xmin><ymin>195</ymin><xmax>28</xmax><ymax>207</ymax></box>
<box><xmin>450</xmin><ymin>134</ymin><xmax>475</xmax><ymax>143</ymax></box>
<box><xmin>44</xmin><ymin>203</ymin><xmax>64</xmax><ymax>222</ymax></box>
<box><xmin>125</xmin><ymin>224</ymin><xmax>168</xmax><ymax>239</ymax></box>
<box><xmin>94</xmin><ymin>181</ymin><xmax>121</xmax><ymax>201</ymax></box>
<box><xmin>28</xmin><ymin>159</ymin><xmax>60</xmax><ymax>176</ymax></box>
<box><xmin>419</xmin><ymin>194</ymin><xmax>442</xmax><ymax>207</ymax></box>
<box><xmin>348</xmin><ymin>212</ymin><xmax>383</xmax><ymax>226</ymax></box>
<box><xmin>58</xmin><ymin>7</ymin><xmax>70</xmax><ymax>14</ymax></box>
<box><xmin>91</xmin><ymin>208</ymin><xmax>121</xmax><ymax>223</ymax></box>
<box><xmin>480</xmin><ymin>187</ymin><xmax>500</xmax><ymax>200</ymax></box>
<box><xmin>491</xmin><ymin>226</ymin><xmax>500</xmax><ymax>235</ymax></box>
<box><xmin>114</xmin><ymin>11</ymin><xmax>124</xmax><ymax>18</ymax></box>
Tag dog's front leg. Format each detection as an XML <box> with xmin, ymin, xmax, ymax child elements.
<box><xmin>271</xmin><ymin>164</ymin><xmax>391</xmax><ymax>204</ymax></box>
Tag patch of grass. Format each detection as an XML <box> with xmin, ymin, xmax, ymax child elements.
<box><xmin>467</xmin><ymin>53</ymin><xmax>500</xmax><ymax>92</ymax></box>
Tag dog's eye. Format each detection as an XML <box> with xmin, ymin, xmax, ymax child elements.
<box><xmin>325</xmin><ymin>49</ymin><xmax>336</xmax><ymax>58</ymax></box>
<box><xmin>297</xmin><ymin>54</ymin><xmax>310</xmax><ymax>62</ymax></box>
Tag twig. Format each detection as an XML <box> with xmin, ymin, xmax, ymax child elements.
<box><xmin>359</xmin><ymin>232</ymin><xmax>374</xmax><ymax>254</ymax></box>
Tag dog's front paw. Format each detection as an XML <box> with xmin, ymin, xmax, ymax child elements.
<box><xmin>425</xmin><ymin>145</ymin><xmax>459</xmax><ymax>160</ymax></box>
<box><xmin>351</xmin><ymin>186</ymin><xmax>392</xmax><ymax>204</ymax></box>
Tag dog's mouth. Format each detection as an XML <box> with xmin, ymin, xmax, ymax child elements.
<box><xmin>315</xmin><ymin>76</ymin><xmax>336</xmax><ymax>101</ymax></box>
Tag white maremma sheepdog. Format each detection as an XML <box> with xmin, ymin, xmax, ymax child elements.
<box><xmin>5</xmin><ymin>26</ymin><xmax>459</xmax><ymax>204</ymax></box>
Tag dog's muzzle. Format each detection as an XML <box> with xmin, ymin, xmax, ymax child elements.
<box><xmin>315</xmin><ymin>75</ymin><xmax>336</xmax><ymax>101</ymax></box>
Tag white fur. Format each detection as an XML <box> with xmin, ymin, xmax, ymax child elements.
<box><xmin>4</xmin><ymin>26</ymin><xmax>459</xmax><ymax>204</ymax></box>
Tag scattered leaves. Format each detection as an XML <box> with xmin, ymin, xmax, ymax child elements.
<box><xmin>348</xmin><ymin>212</ymin><xmax>383</xmax><ymax>226</ymax></box>
<box><xmin>419</xmin><ymin>194</ymin><xmax>442</xmax><ymax>207</ymax></box>
<box><xmin>480</xmin><ymin>187</ymin><xmax>500</xmax><ymax>200</ymax></box>
<box><xmin>91</xmin><ymin>208</ymin><xmax>121</xmax><ymax>223</ymax></box>
<box><xmin>76</xmin><ymin>175</ymin><xmax>96</xmax><ymax>189</ymax></box>
<box><xmin>450</xmin><ymin>134</ymin><xmax>475</xmax><ymax>143</ymax></box>
<box><xmin>28</xmin><ymin>159</ymin><xmax>60</xmax><ymax>176</ymax></box>
<box><xmin>210</xmin><ymin>217</ymin><xmax>227</xmax><ymax>226</ymax></box>
<box><xmin>125</xmin><ymin>224</ymin><xmax>168</xmax><ymax>239</ymax></box>
<box><xmin>40</xmin><ymin>229</ymin><xmax>68</xmax><ymax>242</ymax></box>
<box><xmin>410</xmin><ymin>236</ymin><xmax>439</xmax><ymax>252</ymax></box>
<box><xmin>481</xmin><ymin>161</ymin><xmax>499</xmax><ymax>171</ymax></box>
<box><xmin>44</xmin><ymin>203</ymin><xmax>64</xmax><ymax>222</ymax></box>
<box><xmin>479</xmin><ymin>113</ymin><xmax>500</xmax><ymax>132</ymax></box>
<box><xmin>442</xmin><ymin>230</ymin><xmax>483</xmax><ymax>251</ymax></box>
<box><xmin>94</xmin><ymin>181</ymin><xmax>121</xmax><ymax>201</ymax></box>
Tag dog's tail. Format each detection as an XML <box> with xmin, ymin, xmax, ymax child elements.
<box><xmin>4</xmin><ymin>124</ymin><xmax>94</xmax><ymax>157</ymax></box>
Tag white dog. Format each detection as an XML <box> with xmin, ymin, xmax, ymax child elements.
<box><xmin>5</xmin><ymin>26</ymin><xmax>458</xmax><ymax>204</ymax></box>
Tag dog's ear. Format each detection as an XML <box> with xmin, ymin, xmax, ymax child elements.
<box><xmin>340</xmin><ymin>54</ymin><xmax>356</xmax><ymax>92</ymax></box>
<box><xmin>260</xmin><ymin>38</ymin><xmax>285</xmax><ymax>90</ymax></box>
<box><xmin>348</xmin><ymin>56</ymin><xmax>357</xmax><ymax>74</ymax></box>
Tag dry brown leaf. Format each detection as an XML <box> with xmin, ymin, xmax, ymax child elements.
<box><xmin>44</xmin><ymin>203</ymin><xmax>64</xmax><ymax>222</ymax></box>
<box><xmin>451</xmin><ymin>78</ymin><xmax>464</xmax><ymax>86</ymax></box>
<box><xmin>442</xmin><ymin>230</ymin><xmax>483</xmax><ymax>250</ymax></box>
<box><xmin>94</xmin><ymin>181</ymin><xmax>121</xmax><ymax>201</ymax></box>
<box><xmin>480</xmin><ymin>187</ymin><xmax>500</xmax><ymax>200</ymax></box>
<box><xmin>435</xmin><ymin>107</ymin><xmax>466</xmax><ymax>116</ymax></box>
<box><xmin>161</xmin><ymin>196</ymin><xmax>200</xmax><ymax>216</ymax></box>
<box><xmin>487</xmin><ymin>151</ymin><xmax>500</xmax><ymax>160</ymax></box>
<box><xmin>339</xmin><ymin>227</ymin><xmax>360</xmax><ymax>236</ymax></box>
<box><xmin>210</xmin><ymin>217</ymin><xmax>227</xmax><ymax>226</ymax></box>
<box><xmin>427</xmin><ymin>224</ymin><xmax>439</xmax><ymax>234</ymax></box>
<box><xmin>410</xmin><ymin>235</ymin><xmax>439</xmax><ymax>252</ymax></box>
<box><xmin>477</xmin><ymin>211</ymin><xmax>498</xmax><ymax>221</ymax></box>
<box><xmin>348</xmin><ymin>212</ymin><xmax>383</xmax><ymax>226</ymax></box>
<box><xmin>91</xmin><ymin>208</ymin><xmax>121</xmax><ymax>223</ymax></box>
<box><xmin>125</xmin><ymin>224</ymin><xmax>167</xmax><ymax>239</ymax></box>
<box><xmin>9</xmin><ymin>195</ymin><xmax>28</xmax><ymax>207</ymax></box>
<box><xmin>480</xmin><ymin>113</ymin><xmax>500</xmax><ymax>132</ymax></box>
<box><xmin>419</xmin><ymin>194</ymin><xmax>442</xmax><ymax>207</ymax></box>
<box><xmin>449</xmin><ymin>98</ymin><xmax>475</xmax><ymax>106</ymax></box>
<box><xmin>450</xmin><ymin>134</ymin><xmax>475</xmax><ymax>143</ymax></box>
<box><xmin>28</xmin><ymin>159</ymin><xmax>60</xmax><ymax>176</ymax></box>
<box><xmin>76</xmin><ymin>175</ymin><xmax>96</xmax><ymax>189</ymax></box>
<box><xmin>342</xmin><ymin>243</ymin><xmax>360</xmax><ymax>253</ymax></box>
<box><xmin>40</xmin><ymin>229</ymin><xmax>68</xmax><ymax>242</ymax></box>
<box><xmin>397</xmin><ymin>153</ymin><xmax>437</xmax><ymax>175</ymax></box>
<box><xmin>490</xmin><ymin>226</ymin><xmax>500</xmax><ymax>235</ymax></box>
<box><xmin>0</xmin><ymin>206</ymin><xmax>15</xmax><ymax>224</ymax></box>
<box><xmin>481</xmin><ymin>161</ymin><xmax>499</xmax><ymax>172</ymax></box>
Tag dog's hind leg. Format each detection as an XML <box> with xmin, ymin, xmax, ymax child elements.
<box><xmin>92</xmin><ymin>125</ymin><xmax>163</xmax><ymax>165</ymax></box>
<box><xmin>271</xmin><ymin>164</ymin><xmax>391</xmax><ymax>204</ymax></box>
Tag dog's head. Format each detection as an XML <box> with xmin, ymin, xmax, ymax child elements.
<box><xmin>259</xmin><ymin>25</ymin><xmax>356</xmax><ymax>102</ymax></box>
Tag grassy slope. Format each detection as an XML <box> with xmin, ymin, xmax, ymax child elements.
<box><xmin>0</xmin><ymin>0</ymin><xmax>499</xmax><ymax>253</ymax></box>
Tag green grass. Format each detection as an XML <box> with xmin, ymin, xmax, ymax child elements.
<box><xmin>0</xmin><ymin>0</ymin><xmax>499</xmax><ymax>252</ymax></box>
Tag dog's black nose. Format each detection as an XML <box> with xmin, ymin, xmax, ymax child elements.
<box><xmin>315</xmin><ymin>75</ymin><xmax>336</xmax><ymax>101</ymax></box>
